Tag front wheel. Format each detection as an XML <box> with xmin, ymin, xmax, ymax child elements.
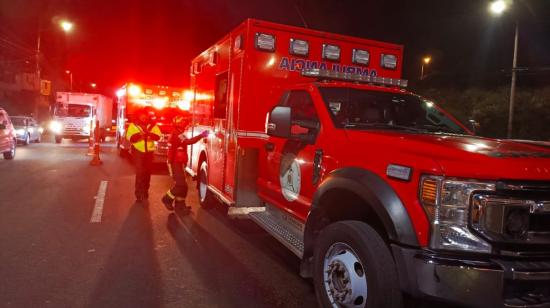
<box><xmin>3</xmin><ymin>139</ymin><xmax>15</xmax><ymax>160</ymax></box>
<box><xmin>313</xmin><ymin>221</ymin><xmax>402</xmax><ymax>308</ymax></box>
<box><xmin>197</xmin><ymin>161</ymin><xmax>215</xmax><ymax>209</ymax></box>
<box><xmin>24</xmin><ymin>133</ymin><xmax>30</xmax><ymax>145</ymax></box>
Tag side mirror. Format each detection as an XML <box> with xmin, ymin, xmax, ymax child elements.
<box><xmin>468</xmin><ymin>119</ymin><xmax>480</xmax><ymax>135</ymax></box>
<box><xmin>266</xmin><ymin>106</ymin><xmax>291</xmax><ymax>138</ymax></box>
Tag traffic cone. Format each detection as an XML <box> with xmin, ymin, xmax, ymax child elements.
<box><xmin>90</xmin><ymin>120</ymin><xmax>102</xmax><ymax>166</ymax></box>
<box><xmin>90</xmin><ymin>141</ymin><xmax>102</xmax><ymax>166</ymax></box>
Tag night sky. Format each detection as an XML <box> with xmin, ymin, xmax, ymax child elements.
<box><xmin>1</xmin><ymin>0</ymin><xmax>550</xmax><ymax>93</ymax></box>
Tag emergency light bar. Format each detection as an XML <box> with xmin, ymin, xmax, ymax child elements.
<box><xmin>289</xmin><ymin>38</ymin><xmax>309</xmax><ymax>56</ymax></box>
<box><xmin>381</xmin><ymin>54</ymin><xmax>398</xmax><ymax>70</ymax></box>
<box><xmin>302</xmin><ymin>68</ymin><xmax>408</xmax><ymax>88</ymax></box>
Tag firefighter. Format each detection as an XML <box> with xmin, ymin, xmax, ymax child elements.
<box><xmin>162</xmin><ymin>113</ymin><xmax>208</xmax><ymax>211</ymax></box>
<box><xmin>126</xmin><ymin>107</ymin><xmax>162</xmax><ymax>203</ymax></box>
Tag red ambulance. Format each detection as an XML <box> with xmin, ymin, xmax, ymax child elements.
<box><xmin>186</xmin><ymin>19</ymin><xmax>550</xmax><ymax>307</ymax></box>
<box><xmin>115</xmin><ymin>83</ymin><xmax>191</xmax><ymax>161</ymax></box>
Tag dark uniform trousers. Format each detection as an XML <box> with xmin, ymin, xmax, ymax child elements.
<box><xmin>168</xmin><ymin>162</ymin><xmax>188</xmax><ymax>201</ymax></box>
<box><xmin>134</xmin><ymin>150</ymin><xmax>154</xmax><ymax>199</ymax></box>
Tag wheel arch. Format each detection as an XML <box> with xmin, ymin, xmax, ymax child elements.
<box><xmin>300</xmin><ymin>167</ymin><xmax>419</xmax><ymax>277</ymax></box>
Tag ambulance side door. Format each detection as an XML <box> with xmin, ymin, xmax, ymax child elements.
<box><xmin>260</xmin><ymin>88</ymin><xmax>321</xmax><ymax>221</ymax></box>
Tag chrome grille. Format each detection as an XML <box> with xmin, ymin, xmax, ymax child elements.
<box><xmin>471</xmin><ymin>182</ymin><xmax>550</xmax><ymax>249</ymax></box>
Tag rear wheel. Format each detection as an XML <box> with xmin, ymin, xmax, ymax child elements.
<box><xmin>313</xmin><ymin>221</ymin><xmax>402</xmax><ymax>308</ymax></box>
<box><xmin>198</xmin><ymin>161</ymin><xmax>214</xmax><ymax>209</ymax></box>
<box><xmin>3</xmin><ymin>139</ymin><xmax>15</xmax><ymax>160</ymax></box>
<box><xmin>55</xmin><ymin>136</ymin><xmax>62</xmax><ymax>144</ymax></box>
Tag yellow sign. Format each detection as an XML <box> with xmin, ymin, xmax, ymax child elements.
<box><xmin>40</xmin><ymin>80</ymin><xmax>51</xmax><ymax>96</ymax></box>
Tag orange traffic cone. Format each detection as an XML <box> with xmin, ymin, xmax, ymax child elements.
<box><xmin>90</xmin><ymin>141</ymin><xmax>102</xmax><ymax>166</ymax></box>
<box><xmin>90</xmin><ymin>120</ymin><xmax>102</xmax><ymax>166</ymax></box>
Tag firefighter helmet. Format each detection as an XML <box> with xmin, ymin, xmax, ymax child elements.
<box><xmin>173</xmin><ymin>113</ymin><xmax>191</xmax><ymax>128</ymax></box>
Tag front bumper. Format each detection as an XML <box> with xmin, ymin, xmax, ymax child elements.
<box><xmin>392</xmin><ymin>245</ymin><xmax>550</xmax><ymax>307</ymax></box>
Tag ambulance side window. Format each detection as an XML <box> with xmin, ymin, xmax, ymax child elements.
<box><xmin>214</xmin><ymin>72</ymin><xmax>229</xmax><ymax>118</ymax></box>
<box><xmin>286</xmin><ymin>90</ymin><xmax>320</xmax><ymax>140</ymax></box>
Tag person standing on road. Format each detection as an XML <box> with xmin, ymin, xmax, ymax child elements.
<box><xmin>126</xmin><ymin>107</ymin><xmax>162</xmax><ymax>203</ymax></box>
<box><xmin>162</xmin><ymin>113</ymin><xmax>208</xmax><ymax>212</ymax></box>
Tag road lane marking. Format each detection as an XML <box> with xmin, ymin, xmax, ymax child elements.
<box><xmin>90</xmin><ymin>180</ymin><xmax>108</xmax><ymax>223</ymax></box>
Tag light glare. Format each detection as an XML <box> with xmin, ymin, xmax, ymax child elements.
<box><xmin>489</xmin><ymin>0</ymin><xmax>507</xmax><ymax>15</ymax></box>
<box><xmin>60</xmin><ymin>21</ymin><xmax>74</xmax><ymax>32</ymax></box>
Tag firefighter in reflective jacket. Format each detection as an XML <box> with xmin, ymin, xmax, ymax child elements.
<box><xmin>162</xmin><ymin>113</ymin><xmax>208</xmax><ymax>211</ymax></box>
<box><xmin>126</xmin><ymin>107</ymin><xmax>162</xmax><ymax>203</ymax></box>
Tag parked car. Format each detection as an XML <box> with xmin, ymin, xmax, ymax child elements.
<box><xmin>0</xmin><ymin>107</ymin><xmax>16</xmax><ymax>159</ymax></box>
<box><xmin>10</xmin><ymin>116</ymin><xmax>43</xmax><ymax>145</ymax></box>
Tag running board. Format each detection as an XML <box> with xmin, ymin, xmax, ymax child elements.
<box><xmin>227</xmin><ymin>206</ymin><xmax>266</xmax><ymax>218</ymax></box>
<box><xmin>249</xmin><ymin>208</ymin><xmax>304</xmax><ymax>258</ymax></box>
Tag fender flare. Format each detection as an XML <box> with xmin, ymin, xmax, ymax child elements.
<box><xmin>304</xmin><ymin>167</ymin><xmax>419</xmax><ymax>259</ymax></box>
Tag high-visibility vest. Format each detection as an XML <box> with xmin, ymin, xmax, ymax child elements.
<box><xmin>126</xmin><ymin>122</ymin><xmax>162</xmax><ymax>153</ymax></box>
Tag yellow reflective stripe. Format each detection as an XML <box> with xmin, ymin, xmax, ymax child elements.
<box><xmin>175</xmin><ymin>197</ymin><xmax>186</xmax><ymax>202</ymax></box>
<box><xmin>167</xmin><ymin>190</ymin><xmax>176</xmax><ymax>199</ymax></box>
<box><xmin>167</xmin><ymin>163</ymin><xmax>173</xmax><ymax>177</ymax></box>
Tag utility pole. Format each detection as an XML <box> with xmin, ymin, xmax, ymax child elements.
<box><xmin>507</xmin><ymin>22</ymin><xmax>519</xmax><ymax>139</ymax></box>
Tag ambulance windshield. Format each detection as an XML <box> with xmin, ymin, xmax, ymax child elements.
<box><xmin>318</xmin><ymin>87</ymin><xmax>468</xmax><ymax>135</ymax></box>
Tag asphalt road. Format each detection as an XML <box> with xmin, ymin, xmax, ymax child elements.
<box><xmin>0</xmin><ymin>136</ymin><xmax>318</xmax><ymax>308</ymax></box>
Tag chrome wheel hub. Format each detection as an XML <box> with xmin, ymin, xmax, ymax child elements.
<box><xmin>323</xmin><ymin>243</ymin><xmax>367</xmax><ymax>308</ymax></box>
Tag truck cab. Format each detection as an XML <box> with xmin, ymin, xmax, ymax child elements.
<box><xmin>188</xmin><ymin>19</ymin><xmax>550</xmax><ymax>308</ymax></box>
<box><xmin>51</xmin><ymin>92</ymin><xmax>112</xmax><ymax>144</ymax></box>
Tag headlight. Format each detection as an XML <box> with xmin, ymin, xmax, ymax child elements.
<box><xmin>82</xmin><ymin>125</ymin><xmax>91</xmax><ymax>134</ymax></box>
<box><xmin>16</xmin><ymin>128</ymin><xmax>25</xmax><ymax>136</ymax></box>
<box><xmin>38</xmin><ymin>127</ymin><xmax>44</xmax><ymax>134</ymax></box>
<box><xmin>420</xmin><ymin>176</ymin><xmax>495</xmax><ymax>253</ymax></box>
<box><xmin>49</xmin><ymin>121</ymin><xmax>62</xmax><ymax>134</ymax></box>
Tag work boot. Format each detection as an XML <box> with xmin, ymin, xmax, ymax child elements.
<box><xmin>175</xmin><ymin>201</ymin><xmax>191</xmax><ymax>213</ymax></box>
<box><xmin>162</xmin><ymin>194</ymin><xmax>175</xmax><ymax>211</ymax></box>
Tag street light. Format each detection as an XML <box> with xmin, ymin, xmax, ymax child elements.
<box><xmin>65</xmin><ymin>70</ymin><xmax>73</xmax><ymax>91</ymax></box>
<box><xmin>59</xmin><ymin>20</ymin><xmax>74</xmax><ymax>33</ymax></box>
<box><xmin>420</xmin><ymin>56</ymin><xmax>431</xmax><ymax>80</ymax></box>
<box><xmin>90</xmin><ymin>83</ymin><xmax>97</xmax><ymax>89</ymax></box>
<box><xmin>489</xmin><ymin>0</ymin><xmax>517</xmax><ymax>139</ymax></box>
<box><xmin>35</xmin><ymin>19</ymin><xmax>74</xmax><ymax>117</ymax></box>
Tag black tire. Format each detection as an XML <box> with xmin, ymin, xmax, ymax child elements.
<box><xmin>197</xmin><ymin>161</ymin><xmax>215</xmax><ymax>209</ymax></box>
<box><xmin>3</xmin><ymin>139</ymin><xmax>15</xmax><ymax>160</ymax></box>
<box><xmin>24</xmin><ymin>133</ymin><xmax>30</xmax><ymax>145</ymax></box>
<box><xmin>55</xmin><ymin>136</ymin><xmax>62</xmax><ymax>144</ymax></box>
<box><xmin>313</xmin><ymin>221</ymin><xmax>402</xmax><ymax>308</ymax></box>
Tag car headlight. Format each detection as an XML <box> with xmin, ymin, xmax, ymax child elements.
<box><xmin>82</xmin><ymin>125</ymin><xmax>91</xmax><ymax>134</ymax></box>
<box><xmin>16</xmin><ymin>128</ymin><xmax>25</xmax><ymax>136</ymax></box>
<box><xmin>49</xmin><ymin>121</ymin><xmax>62</xmax><ymax>134</ymax></box>
<box><xmin>420</xmin><ymin>176</ymin><xmax>495</xmax><ymax>253</ymax></box>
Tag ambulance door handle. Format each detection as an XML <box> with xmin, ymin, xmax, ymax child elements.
<box><xmin>265</xmin><ymin>142</ymin><xmax>275</xmax><ymax>152</ymax></box>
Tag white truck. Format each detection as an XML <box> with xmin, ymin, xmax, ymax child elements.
<box><xmin>50</xmin><ymin>92</ymin><xmax>113</xmax><ymax>144</ymax></box>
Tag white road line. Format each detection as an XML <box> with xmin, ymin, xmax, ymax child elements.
<box><xmin>90</xmin><ymin>180</ymin><xmax>108</xmax><ymax>223</ymax></box>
